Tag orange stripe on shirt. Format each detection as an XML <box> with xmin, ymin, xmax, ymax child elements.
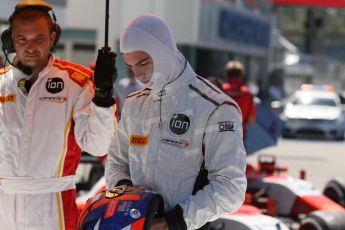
<box><xmin>0</xmin><ymin>66</ymin><xmax>12</xmax><ymax>75</ymax></box>
<box><xmin>53</xmin><ymin>59</ymin><xmax>93</xmax><ymax>87</ymax></box>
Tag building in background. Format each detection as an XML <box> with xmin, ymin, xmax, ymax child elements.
<box><xmin>272</xmin><ymin>3</ymin><xmax>345</xmax><ymax>95</ymax></box>
<box><xmin>1</xmin><ymin>0</ymin><xmax>272</xmax><ymax>87</ymax></box>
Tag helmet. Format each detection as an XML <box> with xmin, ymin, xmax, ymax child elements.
<box><xmin>78</xmin><ymin>185</ymin><xmax>165</xmax><ymax>230</ymax></box>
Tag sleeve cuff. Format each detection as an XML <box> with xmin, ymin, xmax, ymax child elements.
<box><xmin>165</xmin><ymin>205</ymin><xmax>187</xmax><ymax>230</ymax></box>
<box><xmin>92</xmin><ymin>96</ymin><xmax>115</xmax><ymax>107</ymax></box>
<box><xmin>115</xmin><ymin>179</ymin><xmax>133</xmax><ymax>186</ymax></box>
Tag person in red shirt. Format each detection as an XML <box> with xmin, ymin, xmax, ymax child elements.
<box><xmin>223</xmin><ymin>60</ymin><xmax>256</xmax><ymax>137</ymax></box>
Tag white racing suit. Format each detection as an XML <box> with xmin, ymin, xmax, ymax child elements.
<box><xmin>0</xmin><ymin>56</ymin><xmax>115</xmax><ymax>230</ymax></box>
<box><xmin>105</xmin><ymin>64</ymin><xmax>247</xmax><ymax>230</ymax></box>
<box><xmin>106</xmin><ymin>13</ymin><xmax>246</xmax><ymax>230</ymax></box>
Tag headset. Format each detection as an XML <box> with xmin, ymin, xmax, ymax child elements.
<box><xmin>1</xmin><ymin>0</ymin><xmax>62</xmax><ymax>75</ymax></box>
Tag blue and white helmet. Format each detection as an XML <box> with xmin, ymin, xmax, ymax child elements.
<box><xmin>78</xmin><ymin>185</ymin><xmax>164</xmax><ymax>230</ymax></box>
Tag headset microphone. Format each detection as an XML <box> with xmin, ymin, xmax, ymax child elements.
<box><xmin>1</xmin><ymin>46</ymin><xmax>33</xmax><ymax>75</ymax></box>
<box><xmin>17</xmin><ymin>62</ymin><xmax>33</xmax><ymax>75</ymax></box>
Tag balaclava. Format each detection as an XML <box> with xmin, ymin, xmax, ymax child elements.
<box><xmin>120</xmin><ymin>13</ymin><xmax>186</xmax><ymax>90</ymax></box>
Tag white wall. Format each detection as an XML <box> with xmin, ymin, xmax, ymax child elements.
<box><xmin>0</xmin><ymin>0</ymin><xmax>16</xmax><ymax>21</ymax></box>
<box><xmin>0</xmin><ymin>0</ymin><xmax>65</xmax><ymax>24</ymax></box>
<box><xmin>64</xmin><ymin>0</ymin><xmax>121</xmax><ymax>52</ymax></box>
<box><xmin>63</xmin><ymin>0</ymin><xmax>199</xmax><ymax>51</ymax></box>
<box><xmin>119</xmin><ymin>0</ymin><xmax>199</xmax><ymax>45</ymax></box>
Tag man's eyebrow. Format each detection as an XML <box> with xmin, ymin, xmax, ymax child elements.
<box><xmin>15</xmin><ymin>34</ymin><xmax>45</xmax><ymax>38</ymax></box>
<box><xmin>14</xmin><ymin>34</ymin><xmax>25</xmax><ymax>38</ymax></box>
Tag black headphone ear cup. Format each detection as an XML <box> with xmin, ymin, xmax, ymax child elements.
<box><xmin>1</xmin><ymin>29</ymin><xmax>15</xmax><ymax>53</ymax></box>
<box><xmin>51</xmin><ymin>23</ymin><xmax>61</xmax><ymax>49</ymax></box>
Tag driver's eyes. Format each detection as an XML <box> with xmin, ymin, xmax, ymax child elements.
<box><xmin>140</xmin><ymin>61</ymin><xmax>149</xmax><ymax>66</ymax></box>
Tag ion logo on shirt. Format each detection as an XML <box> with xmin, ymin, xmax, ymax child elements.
<box><xmin>46</xmin><ymin>78</ymin><xmax>64</xmax><ymax>94</ymax></box>
<box><xmin>169</xmin><ymin>114</ymin><xmax>190</xmax><ymax>135</ymax></box>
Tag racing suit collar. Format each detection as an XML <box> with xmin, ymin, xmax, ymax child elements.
<box><xmin>151</xmin><ymin>61</ymin><xmax>193</xmax><ymax>102</ymax></box>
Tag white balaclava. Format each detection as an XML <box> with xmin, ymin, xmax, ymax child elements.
<box><xmin>120</xmin><ymin>13</ymin><xmax>186</xmax><ymax>90</ymax></box>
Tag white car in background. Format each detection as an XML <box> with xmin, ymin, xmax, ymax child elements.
<box><xmin>282</xmin><ymin>87</ymin><xmax>345</xmax><ymax>140</ymax></box>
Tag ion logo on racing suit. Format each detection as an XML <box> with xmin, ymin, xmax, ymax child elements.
<box><xmin>169</xmin><ymin>114</ymin><xmax>190</xmax><ymax>135</ymax></box>
<box><xmin>46</xmin><ymin>77</ymin><xmax>64</xmax><ymax>94</ymax></box>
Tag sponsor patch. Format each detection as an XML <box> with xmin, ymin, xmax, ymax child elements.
<box><xmin>46</xmin><ymin>77</ymin><xmax>64</xmax><ymax>94</ymax></box>
<box><xmin>161</xmin><ymin>138</ymin><xmax>189</xmax><ymax>148</ymax></box>
<box><xmin>129</xmin><ymin>135</ymin><xmax>149</xmax><ymax>146</ymax></box>
<box><xmin>39</xmin><ymin>96</ymin><xmax>67</xmax><ymax>103</ymax></box>
<box><xmin>169</xmin><ymin>114</ymin><xmax>190</xmax><ymax>135</ymax></box>
<box><xmin>71</xmin><ymin>72</ymin><xmax>86</xmax><ymax>83</ymax></box>
<box><xmin>17</xmin><ymin>79</ymin><xmax>29</xmax><ymax>95</ymax></box>
<box><xmin>17</xmin><ymin>79</ymin><xmax>26</xmax><ymax>88</ymax></box>
<box><xmin>0</xmin><ymin>94</ymin><xmax>16</xmax><ymax>104</ymax></box>
<box><xmin>218</xmin><ymin>121</ymin><xmax>235</xmax><ymax>132</ymax></box>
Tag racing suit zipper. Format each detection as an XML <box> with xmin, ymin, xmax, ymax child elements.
<box><xmin>147</xmin><ymin>90</ymin><xmax>164</xmax><ymax>188</ymax></box>
<box><xmin>17</xmin><ymin>77</ymin><xmax>41</xmax><ymax>225</ymax></box>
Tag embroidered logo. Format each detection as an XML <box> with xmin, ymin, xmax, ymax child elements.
<box><xmin>129</xmin><ymin>135</ymin><xmax>149</xmax><ymax>146</ymax></box>
<box><xmin>46</xmin><ymin>77</ymin><xmax>64</xmax><ymax>94</ymax></box>
<box><xmin>39</xmin><ymin>96</ymin><xmax>67</xmax><ymax>103</ymax></box>
<box><xmin>169</xmin><ymin>114</ymin><xmax>190</xmax><ymax>135</ymax></box>
<box><xmin>17</xmin><ymin>79</ymin><xmax>26</xmax><ymax>88</ymax></box>
<box><xmin>0</xmin><ymin>94</ymin><xmax>16</xmax><ymax>104</ymax></box>
<box><xmin>158</xmin><ymin>89</ymin><xmax>166</xmax><ymax>97</ymax></box>
<box><xmin>218</xmin><ymin>121</ymin><xmax>235</xmax><ymax>132</ymax></box>
<box><xmin>161</xmin><ymin>138</ymin><xmax>189</xmax><ymax>148</ymax></box>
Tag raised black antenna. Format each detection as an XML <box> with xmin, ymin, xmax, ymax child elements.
<box><xmin>103</xmin><ymin>0</ymin><xmax>110</xmax><ymax>52</ymax></box>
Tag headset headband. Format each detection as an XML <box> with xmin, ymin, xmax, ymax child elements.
<box><xmin>15</xmin><ymin>0</ymin><xmax>53</xmax><ymax>11</ymax></box>
<box><xmin>9</xmin><ymin>5</ymin><xmax>56</xmax><ymax>26</ymax></box>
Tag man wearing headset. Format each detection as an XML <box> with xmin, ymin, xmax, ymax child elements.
<box><xmin>105</xmin><ymin>14</ymin><xmax>247</xmax><ymax>230</ymax></box>
<box><xmin>0</xmin><ymin>1</ymin><xmax>116</xmax><ymax>229</ymax></box>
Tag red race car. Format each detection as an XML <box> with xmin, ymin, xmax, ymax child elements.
<box><xmin>246</xmin><ymin>154</ymin><xmax>345</xmax><ymax>229</ymax></box>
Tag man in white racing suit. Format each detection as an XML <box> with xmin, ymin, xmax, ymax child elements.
<box><xmin>0</xmin><ymin>1</ymin><xmax>116</xmax><ymax>229</ymax></box>
<box><xmin>105</xmin><ymin>14</ymin><xmax>247</xmax><ymax>230</ymax></box>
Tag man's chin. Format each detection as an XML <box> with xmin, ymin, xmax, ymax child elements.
<box><xmin>136</xmin><ymin>77</ymin><xmax>151</xmax><ymax>85</ymax></box>
<box><xmin>21</xmin><ymin>60</ymin><xmax>39</xmax><ymax>68</ymax></box>
<box><xmin>141</xmin><ymin>80</ymin><xmax>150</xmax><ymax>84</ymax></box>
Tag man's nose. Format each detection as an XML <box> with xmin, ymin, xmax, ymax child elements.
<box><xmin>25</xmin><ymin>41</ymin><xmax>36</xmax><ymax>51</ymax></box>
<box><xmin>131</xmin><ymin>68</ymin><xmax>142</xmax><ymax>78</ymax></box>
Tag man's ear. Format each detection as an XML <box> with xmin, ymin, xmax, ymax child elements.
<box><xmin>50</xmin><ymin>31</ymin><xmax>57</xmax><ymax>49</ymax></box>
